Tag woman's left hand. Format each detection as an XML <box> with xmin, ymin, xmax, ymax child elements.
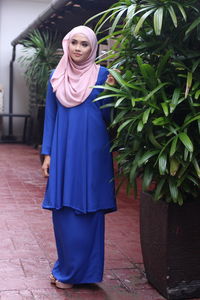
<box><xmin>42</xmin><ymin>155</ymin><xmax>51</xmax><ymax>177</ymax></box>
<box><xmin>106</xmin><ymin>74</ymin><xmax>116</xmax><ymax>86</ymax></box>
<box><xmin>106</xmin><ymin>69</ymin><xmax>121</xmax><ymax>86</ymax></box>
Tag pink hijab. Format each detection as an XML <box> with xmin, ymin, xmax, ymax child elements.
<box><xmin>51</xmin><ymin>26</ymin><xmax>100</xmax><ymax>108</ymax></box>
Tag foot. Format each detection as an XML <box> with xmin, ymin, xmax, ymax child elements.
<box><xmin>55</xmin><ymin>280</ymin><xmax>73</xmax><ymax>289</ymax></box>
<box><xmin>50</xmin><ymin>273</ymin><xmax>56</xmax><ymax>284</ymax></box>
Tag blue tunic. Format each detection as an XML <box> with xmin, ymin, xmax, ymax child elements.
<box><xmin>41</xmin><ymin>66</ymin><xmax>116</xmax><ymax>214</ymax></box>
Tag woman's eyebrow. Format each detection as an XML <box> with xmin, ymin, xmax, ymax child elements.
<box><xmin>71</xmin><ymin>38</ymin><xmax>89</xmax><ymax>43</ymax></box>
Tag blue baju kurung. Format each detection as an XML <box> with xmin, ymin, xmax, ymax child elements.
<box><xmin>41</xmin><ymin>66</ymin><xmax>116</xmax><ymax>284</ymax></box>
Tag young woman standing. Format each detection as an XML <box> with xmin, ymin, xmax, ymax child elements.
<box><xmin>41</xmin><ymin>26</ymin><xmax>116</xmax><ymax>289</ymax></box>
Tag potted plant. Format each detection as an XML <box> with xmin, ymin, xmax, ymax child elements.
<box><xmin>19</xmin><ymin>29</ymin><xmax>61</xmax><ymax>146</ymax></box>
<box><xmin>88</xmin><ymin>0</ymin><xmax>200</xmax><ymax>299</ymax></box>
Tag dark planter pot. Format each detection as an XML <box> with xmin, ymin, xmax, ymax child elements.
<box><xmin>140</xmin><ymin>192</ymin><xmax>200</xmax><ymax>300</ymax></box>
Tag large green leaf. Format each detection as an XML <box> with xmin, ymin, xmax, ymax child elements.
<box><xmin>192</xmin><ymin>58</ymin><xmax>200</xmax><ymax>73</ymax></box>
<box><xmin>175</xmin><ymin>3</ymin><xmax>187</xmax><ymax>21</ymax></box>
<box><xmin>154</xmin><ymin>178</ymin><xmax>166</xmax><ymax>201</ymax></box>
<box><xmin>195</xmin><ymin>90</ymin><xmax>200</xmax><ymax>99</ymax></box>
<box><xmin>110</xmin><ymin>8</ymin><xmax>128</xmax><ymax>34</ymax></box>
<box><xmin>85</xmin><ymin>5</ymin><xmax>123</xmax><ymax>31</ymax></box>
<box><xmin>170</xmin><ymin>157</ymin><xmax>180</xmax><ymax>176</ymax></box>
<box><xmin>156</xmin><ymin>50</ymin><xmax>172</xmax><ymax>78</ymax></box>
<box><xmin>142</xmin><ymin>108</ymin><xmax>151</xmax><ymax>124</ymax></box>
<box><xmin>185</xmin><ymin>16</ymin><xmax>200</xmax><ymax>36</ymax></box>
<box><xmin>93</xmin><ymin>94</ymin><xmax>124</xmax><ymax>102</ymax></box>
<box><xmin>185</xmin><ymin>72</ymin><xmax>193</xmax><ymax>98</ymax></box>
<box><xmin>129</xmin><ymin>162</ymin><xmax>138</xmax><ymax>184</ymax></box>
<box><xmin>184</xmin><ymin>147</ymin><xmax>189</xmax><ymax>161</ymax></box>
<box><xmin>115</xmin><ymin>97</ymin><xmax>126</xmax><ymax>107</ymax></box>
<box><xmin>177</xmin><ymin>192</ymin><xmax>184</xmax><ymax>206</ymax></box>
<box><xmin>142</xmin><ymin>165</ymin><xmax>153</xmax><ymax>190</ymax></box>
<box><xmin>182</xmin><ymin>113</ymin><xmax>200</xmax><ymax>129</ymax></box>
<box><xmin>134</xmin><ymin>8</ymin><xmax>156</xmax><ymax>35</ymax></box>
<box><xmin>144</xmin><ymin>82</ymin><xmax>170</xmax><ymax>102</ymax></box>
<box><xmin>117</xmin><ymin>119</ymin><xmax>133</xmax><ymax>133</ymax></box>
<box><xmin>167</xmin><ymin>5</ymin><xmax>177</xmax><ymax>28</ymax></box>
<box><xmin>96</xmin><ymin>10</ymin><xmax>123</xmax><ymax>34</ymax></box>
<box><xmin>152</xmin><ymin>117</ymin><xmax>169</xmax><ymax>126</ymax></box>
<box><xmin>168</xmin><ymin>177</ymin><xmax>178</xmax><ymax>202</ymax></box>
<box><xmin>130</xmin><ymin>150</ymin><xmax>143</xmax><ymax>184</ymax></box>
<box><xmin>138</xmin><ymin>150</ymin><xmax>160</xmax><ymax>167</ymax></box>
<box><xmin>169</xmin><ymin>88</ymin><xmax>181</xmax><ymax>113</ymax></box>
<box><xmin>169</xmin><ymin>135</ymin><xmax>178</xmax><ymax>157</ymax></box>
<box><xmin>125</xmin><ymin>3</ymin><xmax>137</xmax><ymax>27</ymax></box>
<box><xmin>159</xmin><ymin>152</ymin><xmax>167</xmax><ymax>175</ymax></box>
<box><xmin>112</xmin><ymin>110</ymin><xmax>127</xmax><ymax>125</ymax></box>
<box><xmin>192</xmin><ymin>158</ymin><xmax>200</xmax><ymax>178</ymax></box>
<box><xmin>147</xmin><ymin>127</ymin><xmax>162</xmax><ymax>149</ymax></box>
<box><xmin>140</xmin><ymin>64</ymin><xmax>157</xmax><ymax>90</ymax></box>
<box><xmin>137</xmin><ymin>120</ymin><xmax>144</xmax><ymax>132</ymax></box>
<box><xmin>178</xmin><ymin>132</ymin><xmax>193</xmax><ymax>152</ymax></box>
<box><xmin>93</xmin><ymin>84</ymin><xmax>125</xmax><ymax>94</ymax></box>
<box><xmin>187</xmin><ymin>175</ymin><xmax>199</xmax><ymax>186</ymax></box>
<box><xmin>154</xmin><ymin>7</ymin><xmax>164</xmax><ymax>35</ymax></box>
<box><xmin>161</xmin><ymin>102</ymin><xmax>169</xmax><ymax>116</ymax></box>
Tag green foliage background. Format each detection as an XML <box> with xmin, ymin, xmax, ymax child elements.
<box><xmin>19</xmin><ymin>30</ymin><xmax>61</xmax><ymax>105</ymax></box>
<box><xmin>90</xmin><ymin>0</ymin><xmax>200</xmax><ymax>205</ymax></box>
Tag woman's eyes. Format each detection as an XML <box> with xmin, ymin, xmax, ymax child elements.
<box><xmin>71</xmin><ymin>41</ymin><xmax>89</xmax><ymax>47</ymax></box>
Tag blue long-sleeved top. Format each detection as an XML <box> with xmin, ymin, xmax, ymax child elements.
<box><xmin>41</xmin><ymin>66</ymin><xmax>116</xmax><ymax>214</ymax></box>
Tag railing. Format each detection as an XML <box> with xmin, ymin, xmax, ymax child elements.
<box><xmin>0</xmin><ymin>113</ymin><xmax>30</xmax><ymax>143</ymax></box>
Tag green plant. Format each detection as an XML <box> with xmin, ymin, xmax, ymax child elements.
<box><xmin>19</xmin><ymin>29</ymin><xmax>61</xmax><ymax>105</ymax></box>
<box><xmin>89</xmin><ymin>0</ymin><xmax>200</xmax><ymax>205</ymax></box>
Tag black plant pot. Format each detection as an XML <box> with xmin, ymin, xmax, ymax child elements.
<box><xmin>140</xmin><ymin>192</ymin><xmax>200</xmax><ymax>300</ymax></box>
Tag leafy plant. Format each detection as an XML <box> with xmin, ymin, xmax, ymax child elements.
<box><xmin>19</xmin><ymin>29</ymin><xmax>61</xmax><ymax>105</ymax></box>
<box><xmin>89</xmin><ymin>0</ymin><xmax>200</xmax><ymax>205</ymax></box>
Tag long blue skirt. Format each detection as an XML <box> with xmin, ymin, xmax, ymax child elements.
<box><xmin>52</xmin><ymin>207</ymin><xmax>105</xmax><ymax>284</ymax></box>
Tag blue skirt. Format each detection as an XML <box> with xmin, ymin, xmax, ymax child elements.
<box><xmin>52</xmin><ymin>207</ymin><xmax>105</xmax><ymax>284</ymax></box>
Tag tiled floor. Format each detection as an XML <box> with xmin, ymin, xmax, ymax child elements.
<box><xmin>0</xmin><ymin>144</ymin><xmax>197</xmax><ymax>300</ymax></box>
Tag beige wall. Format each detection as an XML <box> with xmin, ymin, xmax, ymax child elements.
<box><xmin>0</xmin><ymin>0</ymin><xmax>51</xmax><ymax>138</ymax></box>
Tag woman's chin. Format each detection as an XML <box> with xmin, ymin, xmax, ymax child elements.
<box><xmin>71</xmin><ymin>56</ymin><xmax>84</xmax><ymax>63</ymax></box>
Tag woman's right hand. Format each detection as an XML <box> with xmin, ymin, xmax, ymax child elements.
<box><xmin>42</xmin><ymin>155</ymin><xmax>51</xmax><ymax>177</ymax></box>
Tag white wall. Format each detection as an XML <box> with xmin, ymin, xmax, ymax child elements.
<box><xmin>0</xmin><ymin>0</ymin><xmax>51</xmax><ymax>139</ymax></box>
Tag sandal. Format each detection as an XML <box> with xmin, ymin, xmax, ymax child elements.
<box><xmin>50</xmin><ymin>273</ymin><xmax>56</xmax><ymax>284</ymax></box>
<box><xmin>55</xmin><ymin>280</ymin><xmax>73</xmax><ymax>289</ymax></box>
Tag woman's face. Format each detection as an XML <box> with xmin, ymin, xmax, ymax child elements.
<box><xmin>69</xmin><ymin>33</ymin><xmax>91</xmax><ymax>63</ymax></box>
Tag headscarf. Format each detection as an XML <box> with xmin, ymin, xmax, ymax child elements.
<box><xmin>50</xmin><ymin>25</ymin><xmax>100</xmax><ymax>108</ymax></box>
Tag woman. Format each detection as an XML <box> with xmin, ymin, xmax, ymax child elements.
<box><xmin>41</xmin><ymin>25</ymin><xmax>116</xmax><ymax>289</ymax></box>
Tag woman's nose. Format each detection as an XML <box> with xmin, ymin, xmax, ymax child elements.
<box><xmin>75</xmin><ymin>44</ymin><xmax>81</xmax><ymax>51</ymax></box>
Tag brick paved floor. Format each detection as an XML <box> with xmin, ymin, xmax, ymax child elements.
<box><xmin>0</xmin><ymin>144</ymin><xmax>198</xmax><ymax>300</ymax></box>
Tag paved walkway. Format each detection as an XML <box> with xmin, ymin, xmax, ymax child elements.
<box><xmin>0</xmin><ymin>144</ymin><xmax>197</xmax><ymax>300</ymax></box>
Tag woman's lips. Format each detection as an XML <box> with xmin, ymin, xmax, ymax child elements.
<box><xmin>74</xmin><ymin>53</ymin><xmax>82</xmax><ymax>57</ymax></box>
